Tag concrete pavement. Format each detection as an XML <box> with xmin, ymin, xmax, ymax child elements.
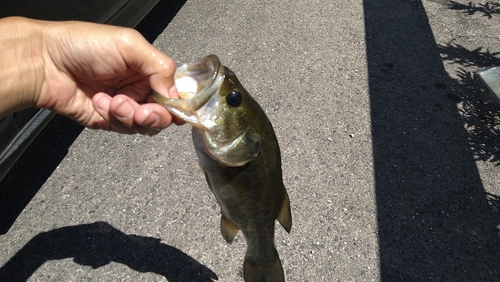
<box><xmin>1</xmin><ymin>0</ymin><xmax>500</xmax><ymax>281</ymax></box>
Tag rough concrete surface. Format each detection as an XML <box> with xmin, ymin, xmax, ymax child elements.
<box><xmin>1</xmin><ymin>0</ymin><xmax>500</xmax><ymax>281</ymax></box>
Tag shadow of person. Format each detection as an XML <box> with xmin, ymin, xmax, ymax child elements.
<box><xmin>0</xmin><ymin>222</ymin><xmax>218</xmax><ymax>282</ymax></box>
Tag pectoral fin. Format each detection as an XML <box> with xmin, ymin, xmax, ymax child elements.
<box><xmin>199</xmin><ymin>161</ymin><xmax>240</xmax><ymax>243</ymax></box>
<box><xmin>277</xmin><ymin>191</ymin><xmax>292</xmax><ymax>233</ymax></box>
<box><xmin>221</xmin><ymin>214</ymin><xmax>240</xmax><ymax>244</ymax></box>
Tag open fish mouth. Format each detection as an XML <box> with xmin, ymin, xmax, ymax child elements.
<box><xmin>150</xmin><ymin>55</ymin><xmax>224</xmax><ymax>128</ymax></box>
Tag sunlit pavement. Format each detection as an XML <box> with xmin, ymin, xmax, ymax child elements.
<box><xmin>1</xmin><ymin>0</ymin><xmax>499</xmax><ymax>281</ymax></box>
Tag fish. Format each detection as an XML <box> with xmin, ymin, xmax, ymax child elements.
<box><xmin>151</xmin><ymin>55</ymin><xmax>292</xmax><ymax>282</ymax></box>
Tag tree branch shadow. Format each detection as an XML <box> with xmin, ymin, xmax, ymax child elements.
<box><xmin>449</xmin><ymin>1</ymin><xmax>500</xmax><ymax>18</ymax></box>
<box><xmin>0</xmin><ymin>222</ymin><xmax>218</xmax><ymax>282</ymax></box>
<box><xmin>438</xmin><ymin>42</ymin><xmax>500</xmax><ymax>166</ymax></box>
<box><xmin>438</xmin><ymin>42</ymin><xmax>500</xmax><ymax>67</ymax></box>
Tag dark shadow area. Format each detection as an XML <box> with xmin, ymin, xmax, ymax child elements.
<box><xmin>0</xmin><ymin>0</ymin><xmax>146</xmax><ymax>23</ymax></box>
<box><xmin>364</xmin><ymin>0</ymin><xmax>500</xmax><ymax>280</ymax></box>
<box><xmin>0</xmin><ymin>116</ymin><xmax>84</xmax><ymax>235</ymax></box>
<box><xmin>449</xmin><ymin>1</ymin><xmax>500</xmax><ymax>18</ymax></box>
<box><xmin>135</xmin><ymin>0</ymin><xmax>188</xmax><ymax>43</ymax></box>
<box><xmin>0</xmin><ymin>222</ymin><xmax>218</xmax><ymax>282</ymax></box>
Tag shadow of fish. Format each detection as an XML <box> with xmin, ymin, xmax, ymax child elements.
<box><xmin>151</xmin><ymin>55</ymin><xmax>292</xmax><ymax>282</ymax></box>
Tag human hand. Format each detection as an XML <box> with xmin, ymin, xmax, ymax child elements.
<box><xmin>0</xmin><ymin>17</ymin><xmax>181</xmax><ymax>135</ymax></box>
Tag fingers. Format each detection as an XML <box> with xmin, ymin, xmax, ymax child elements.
<box><xmin>145</xmin><ymin>85</ymin><xmax>185</xmax><ymax>126</ymax></box>
<box><xmin>41</xmin><ymin>23</ymin><xmax>182</xmax><ymax>134</ymax></box>
<box><xmin>93</xmin><ymin>94</ymin><xmax>135</xmax><ymax>134</ymax></box>
<box><xmin>111</xmin><ymin>30</ymin><xmax>185</xmax><ymax>127</ymax></box>
<box><xmin>133</xmin><ymin>103</ymin><xmax>173</xmax><ymax>130</ymax></box>
<box><xmin>115</xmin><ymin>29</ymin><xmax>177</xmax><ymax>97</ymax></box>
<box><xmin>93</xmin><ymin>93</ymin><xmax>173</xmax><ymax>135</ymax></box>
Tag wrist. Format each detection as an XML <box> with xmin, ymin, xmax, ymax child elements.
<box><xmin>0</xmin><ymin>17</ymin><xmax>45</xmax><ymax>117</ymax></box>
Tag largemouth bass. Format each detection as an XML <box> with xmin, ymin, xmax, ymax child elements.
<box><xmin>151</xmin><ymin>55</ymin><xmax>292</xmax><ymax>282</ymax></box>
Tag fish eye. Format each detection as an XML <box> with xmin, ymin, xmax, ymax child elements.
<box><xmin>226</xmin><ymin>90</ymin><xmax>243</xmax><ymax>107</ymax></box>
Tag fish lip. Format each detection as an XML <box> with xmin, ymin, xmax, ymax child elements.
<box><xmin>177</xmin><ymin>54</ymin><xmax>223</xmax><ymax>111</ymax></box>
<box><xmin>150</xmin><ymin>55</ymin><xmax>224</xmax><ymax>129</ymax></box>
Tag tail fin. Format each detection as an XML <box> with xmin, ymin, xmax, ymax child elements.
<box><xmin>243</xmin><ymin>248</ymin><xmax>285</xmax><ymax>282</ymax></box>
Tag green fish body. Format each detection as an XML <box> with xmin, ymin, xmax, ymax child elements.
<box><xmin>151</xmin><ymin>55</ymin><xmax>292</xmax><ymax>282</ymax></box>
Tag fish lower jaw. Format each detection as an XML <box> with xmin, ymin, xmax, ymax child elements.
<box><xmin>204</xmin><ymin>132</ymin><xmax>256</xmax><ymax>167</ymax></box>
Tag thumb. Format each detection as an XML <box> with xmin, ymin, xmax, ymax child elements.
<box><xmin>115</xmin><ymin>28</ymin><xmax>177</xmax><ymax>97</ymax></box>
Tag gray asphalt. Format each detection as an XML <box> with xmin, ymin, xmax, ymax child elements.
<box><xmin>1</xmin><ymin>0</ymin><xmax>500</xmax><ymax>281</ymax></box>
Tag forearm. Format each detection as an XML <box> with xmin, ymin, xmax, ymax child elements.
<box><xmin>0</xmin><ymin>17</ymin><xmax>45</xmax><ymax>118</ymax></box>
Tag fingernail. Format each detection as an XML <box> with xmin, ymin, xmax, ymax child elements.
<box><xmin>96</xmin><ymin>96</ymin><xmax>110</xmax><ymax>111</ymax></box>
<box><xmin>143</xmin><ymin>112</ymin><xmax>160</xmax><ymax>128</ymax></box>
<box><xmin>115</xmin><ymin>101</ymin><xmax>134</xmax><ymax>119</ymax></box>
